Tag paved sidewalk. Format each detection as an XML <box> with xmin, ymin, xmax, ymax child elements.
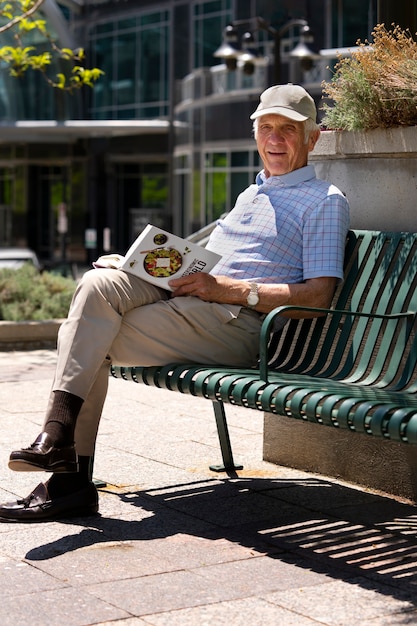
<box><xmin>1</xmin><ymin>349</ymin><xmax>417</xmax><ymax>625</ymax></box>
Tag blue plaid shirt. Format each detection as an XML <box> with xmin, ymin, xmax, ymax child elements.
<box><xmin>207</xmin><ymin>165</ymin><xmax>350</xmax><ymax>284</ymax></box>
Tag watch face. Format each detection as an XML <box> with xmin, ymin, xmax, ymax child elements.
<box><xmin>247</xmin><ymin>293</ymin><xmax>259</xmax><ymax>306</ymax></box>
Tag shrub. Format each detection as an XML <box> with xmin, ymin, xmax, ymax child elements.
<box><xmin>322</xmin><ymin>24</ymin><xmax>417</xmax><ymax>131</ymax></box>
<box><xmin>0</xmin><ymin>264</ymin><xmax>76</xmax><ymax>321</ymax></box>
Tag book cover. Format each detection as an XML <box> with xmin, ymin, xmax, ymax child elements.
<box><xmin>120</xmin><ymin>224</ymin><xmax>221</xmax><ymax>291</ymax></box>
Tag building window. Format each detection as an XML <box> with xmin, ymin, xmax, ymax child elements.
<box><xmin>175</xmin><ymin>147</ymin><xmax>260</xmax><ymax>234</ymax></box>
<box><xmin>331</xmin><ymin>0</ymin><xmax>378</xmax><ymax>48</ymax></box>
<box><xmin>204</xmin><ymin>148</ymin><xmax>260</xmax><ymax>223</ymax></box>
<box><xmin>193</xmin><ymin>0</ymin><xmax>232</xmax><ymax>69</ymax></box>
<box><xmin>89</xmin><ymin>10</ymin><xmax>170</xmax><ymax>119</ymax></box>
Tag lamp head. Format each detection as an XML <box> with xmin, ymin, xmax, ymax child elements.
<box><xmin>289</xmin><ymin>24</ymin><xmax>318</xmax><ymax>70</ymax></box>
<box><xmin>239</xmin><ymin>31</ymin><xmax>263</xmax><ymax>75</ymax></box>
<box><xmin>213</xmin><ymin>24</ymin><xmax>240</xmax><ymax>66</ymax></box>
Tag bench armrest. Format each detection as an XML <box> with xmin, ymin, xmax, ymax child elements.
<box><xmin>258</xmin><ymin>305</ymin><xmax>416</xmax><ymax>382</ymax></box>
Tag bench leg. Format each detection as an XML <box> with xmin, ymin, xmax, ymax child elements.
<box><xmin>92</xmin><ymin>400</ymin><xmax>243</xmax><ymax>479</ymax></box>
<box><xmin>91</xmin><ymin>455</ymin><xmax>107</xmax><ymax>488</ymax></box>
<box><xmin>209</xmin><ymin>399</ymin><xmax>243</xmax><ymax>472</ymax></box>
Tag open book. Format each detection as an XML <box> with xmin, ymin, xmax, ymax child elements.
<box><xmin>118</xmin><ymin>224</ymin><xmax>221</xmax><ymax>291</ymax></box>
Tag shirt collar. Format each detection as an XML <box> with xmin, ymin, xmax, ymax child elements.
<box><xmin>256</xmin><ymin>164</ymin><xmax>316</xmax><ymax>187</ymax></box>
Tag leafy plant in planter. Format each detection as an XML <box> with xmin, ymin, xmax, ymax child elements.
<box><xmin>0</xmin><ymin>264</ymin><xmax>76</xmax><ymax>321</ymax></box>
<box><xmin>322</xmin><ymin>24</ymin><xmax>417</xmax><ymax>131</ymax></box>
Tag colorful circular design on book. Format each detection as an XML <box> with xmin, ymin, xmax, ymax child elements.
<box><xmin>153</xmin><ymin>233</ymin><xmax>168</xmax><ymax>245</ymax></box>
<box><xmin>143</xmin><ymin>248</ymin><xmax>182</xmax><ymax>277</ymax></box>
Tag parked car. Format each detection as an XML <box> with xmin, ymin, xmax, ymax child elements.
<box><xmin>0</xmin><ymin>248</ymin><xmax>41</xmax><ymax>271</ymax></box>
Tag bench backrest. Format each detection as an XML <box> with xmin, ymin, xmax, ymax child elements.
<box><xmin>268</xmin><ymin>230</ymin><xmax>417</xmax><ymax>391</ymax></box>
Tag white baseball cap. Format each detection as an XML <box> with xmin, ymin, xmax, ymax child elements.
<box><xmin>250</xmin><ymin>84</ymin><xmax>317</xmax><ymax>122</ymax></box>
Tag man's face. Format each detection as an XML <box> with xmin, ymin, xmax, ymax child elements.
<box><xmin>256</xmin><ymin>114</ymin><xmax>318</xmax><ymax>177</ymax></box>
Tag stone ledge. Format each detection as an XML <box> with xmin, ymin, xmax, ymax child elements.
<box><xmin>314</xmin><ymin>126</ymin><xmax>417</xmax><ymax>158</ymax></box>
<box><xmin>0</xmin><ymin>319</ymin><xmax>63</xmax><ymax>350</ymax></box>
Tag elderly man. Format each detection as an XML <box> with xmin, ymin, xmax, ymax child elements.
<box><xmin>0</xmin><ymin>84</ymin><xmax>349</xmax><ymax>522</ymax></box>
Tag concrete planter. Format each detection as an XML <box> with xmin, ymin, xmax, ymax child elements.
<box><xmin>264</xmin><ymin>125</ymin><xmax>417</xmax><ymax>502</ymax></box>
<box><xmin>311</xmin><ymin>126</ymin><xmax>417</xmax><ymax>231</ymax></box>
<box><xmin>0</xmin><ymin>319</ymin><xmax>63</xmax><ymax>350</ymax></box>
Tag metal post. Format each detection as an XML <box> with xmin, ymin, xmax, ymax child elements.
<box><xmin>272</xmin><ymin>30</ymin><xmax>281</xmax><ymax>84</ymax></box>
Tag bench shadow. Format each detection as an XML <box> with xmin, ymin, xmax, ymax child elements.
<box><xmin>25</xmin><ymin>475</ymin><xmax>417</xmax><ymax>607</ymax></box>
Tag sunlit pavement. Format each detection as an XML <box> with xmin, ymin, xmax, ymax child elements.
<box><xmin>1</xmin><ymin>349</ymin><xmax>417</xmax><ymax>625</ymax></box>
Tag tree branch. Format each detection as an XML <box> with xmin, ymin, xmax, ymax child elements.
<box><xmin>0</xmin><ymin>0</ymin><xmax>46</xmax><ymax>35</ymax></box>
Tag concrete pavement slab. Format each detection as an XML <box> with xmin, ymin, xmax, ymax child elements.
<box><xmin>139</xmin><ymin>598</ymin><xmax>322</xmax><ymax>626</ymax></box>
<box><xmin>1</xmin><ymin>349</ymin><xmax>417</xmax><ymax>625</ymax></box>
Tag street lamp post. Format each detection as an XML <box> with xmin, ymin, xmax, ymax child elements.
<box><xmin>213</xmin><ymin>16</ymin><xmax>317</xmax><ymax>85</ymax></box>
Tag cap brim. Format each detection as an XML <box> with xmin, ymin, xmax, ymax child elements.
<box><xmin>250</xmin><ymin>106</ymin><xmax>309</xmax><ymax>121</ymax></box>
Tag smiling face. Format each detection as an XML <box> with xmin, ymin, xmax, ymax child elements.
<box><xmin>256</xmin><ymin>114</ymin><xmax>320</xmax><ymax>177</ymax></box>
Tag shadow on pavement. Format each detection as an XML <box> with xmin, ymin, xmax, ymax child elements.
<box><xmin>25</xmin><ymin>476</ymin><xmax>417</xmax><ymax>606</ymax></box>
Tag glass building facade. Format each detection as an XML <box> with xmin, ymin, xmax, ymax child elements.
<box><xmin>0</xmin><ymin>0</ymin><xmax>380</xmax><ymax>268</ymax></box>
<box><xmin>89</xmin><ymin>10</ymin><xmax>170</xmax><ymax>120</ymax></box>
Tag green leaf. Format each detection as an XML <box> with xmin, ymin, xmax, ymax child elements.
<box><xmin>56</xmin><ymin>73</ymin><xmax>66</xmax><ymax>89</ymax></box>
<box><xmin>70</xmin><ymin>65</ymin><xmax>104</xmax><ymax>88</ymax></box>
<box><xmin>28</xmin><ymin>51</ymin><xmax>51</xmax><ymax>69</ymax></box>
<box><xmin>60</xmin><ymin>48</ymin><xmax>74</xmax><ymax>61</ymax></box>
<box><xmin>18</xmin><ymin>17</ymin><xmax>39</xmax><ymax>31</ymax></box>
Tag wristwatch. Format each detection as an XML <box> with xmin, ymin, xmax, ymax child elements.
<box><xmin>246</xmin><ymin>283</ymin><xmax>259</xmax><ymax>308</ymax></box>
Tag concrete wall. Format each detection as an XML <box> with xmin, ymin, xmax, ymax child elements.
<box><xmin>263</xmin><ymin>126</ymin><xmax>417</xmax><ymax>502</ymax></box>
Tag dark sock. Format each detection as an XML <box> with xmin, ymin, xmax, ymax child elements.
<box><xmin>43</xmin><ymin>390</ymin><xmax>84</xmax><ymax>447</ymax></box>
<box><xmin>47</xmin><ymin>456</ymin><xmax>93</xmax><ymax>498</ymax></box>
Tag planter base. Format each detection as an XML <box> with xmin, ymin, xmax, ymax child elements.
<box><xmin>0</xmin><ymin>320</ymin><xmax>63</xmax><ymax>350</ymax></box>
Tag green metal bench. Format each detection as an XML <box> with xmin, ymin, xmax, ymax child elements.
<box><xmin>111</xmin><ymin>230</ymin><xmax>417</xmax><ymax>471</ymax></box>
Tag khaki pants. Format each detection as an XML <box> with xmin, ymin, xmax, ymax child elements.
<box><xmin>45</xmin><ymin>269</ymin><xmax>263</xmax><ymax>455</ymax></box>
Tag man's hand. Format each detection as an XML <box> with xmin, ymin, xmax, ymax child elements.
<box><xmin>169</xmin><ymin>273</ymin><xmax>244</xmax><ymax>304</ymax></box>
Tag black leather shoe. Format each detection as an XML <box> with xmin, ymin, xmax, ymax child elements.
<box><xmin>0</xmin><ymin>482</ymin><xmax>99</xmax><ymax>522</ymax></box>
<box><xmin>8</xmin><ymin>432</ymin><xmax>78</xmax><ymax>473</ymax></box>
